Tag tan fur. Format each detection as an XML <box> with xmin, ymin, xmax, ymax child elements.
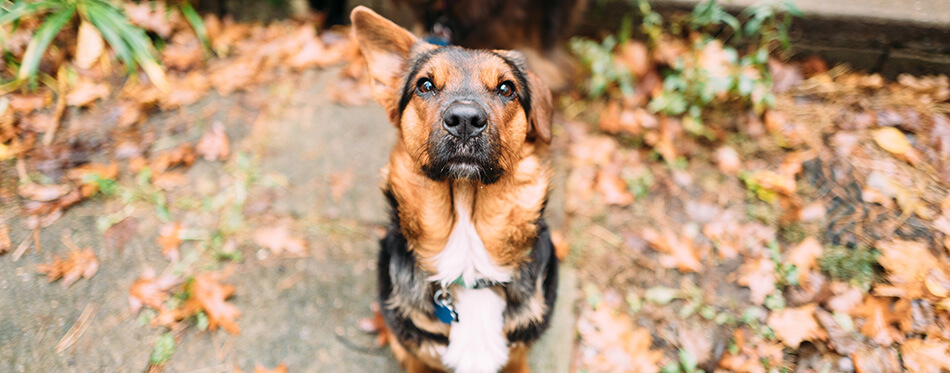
<box><xmin>352</xmin><ymin>6</ymin><xmax>555</xmax><ymax>371</ymax></box>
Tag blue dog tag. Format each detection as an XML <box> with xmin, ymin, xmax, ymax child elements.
<box><xmin>435</xmin><ymin>302</ymin><xmax>458</xmax><ymax>324</ymax></box>
<box><xmin>433</xmin><ymin>288</ymin><xmax>458</xmax><ymax>324</ymax></box>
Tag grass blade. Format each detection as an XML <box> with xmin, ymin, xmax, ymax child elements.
<box><xmin>82</xmin><ymin>0</ymin><xmax>135</xmax><ymax>73</ymax></box>
<box><xmin>0</xmin><ymin>0</ymin><xmax>57</xmax><ymax>26</ymax></box>
<box><xmin>179</xmin><ymin>2</ymin><xmax>210</xmax><ymax>53</ymax></box>
<box><xmin>87</xmin><ymin>0</ymin><xmax>167</xmax><ymax>89</ymax></box>
<box><xmin>17</xmin><ymin>3</ymin><xmax>75</xmax><ymax>82</ymax></box>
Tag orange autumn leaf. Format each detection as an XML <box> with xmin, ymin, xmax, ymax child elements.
<box><xmin>196</xmin><ymin>121</ymin><xmax>231</xmax><ymax>161</ymax></box>
<box><xmin>36</xmin><ymin>247</ymin><xmax>99</xmax><ymax>287</ymax></box>
<box><xmin>128</xmin><ymin>269</ymin><xmax>179</xmax><ymax>313</ymax></box>
<box><xmin>158</xmin><ymin>223</ymin><xmax>183</xmax><ymax>261</ymax></box>
<box><xmin>595</xmin><ymin>169</ymin><xmax>634</xmax><ymax>206</ymax></box>
<box><xmin>901</xmin><ymin>338</ymin><xmax>950</xmax><ymax>373</ymax></box>
<box><xmin>737</xmin><ymin>257</ymin><xmax>777</xmax><ymax>305</ymax></box>
<box><xmin>787</xmin><ymin>237</ymin><xmax>823</xmax><ymax>286</ymax></box>
<box><xmin>852</xmin><ymin>296</ymin><xmax>903</xmax><ymax>346</ymax></box>
<box><xmin>641</xmin><ymin>227</ymin><xmax>702</xmax><ymax>273</ymax></box>
<box><xmin>66</xmin><ymin>78</ymin><xmax>111</xmax><ymax>107</ymax></box>
<box><xmin>252</xmin><ymin>223</ymin><xmax>307</xmax><ymax>256</ymax></box>
<box><xmin>876</xmin><ymin>239</ymin><xmax>941</xmax><ymax>298</ymax></box>
<box><xmin>253</xmin><ymin>363</ymin><xmax>288</xmax><ymax>373</ymax></box>
<box><xmin>577</xmin><ymin>303</ymin><xmax>663</xmax><ymax>373</ymax></box>
<box><xmin>184</xmin><ymin>272</ymin><xmax>241</xmax><ymax>335</ymax></box>
<box><xmin>0</xmin><ymin>224</ymin><xmax>11</xmax><ymax>255</ymax></box>
<box><xmin>766</xmin><ymin>303</ymin><xmax>827</xmax><ymax>348</ymax></box>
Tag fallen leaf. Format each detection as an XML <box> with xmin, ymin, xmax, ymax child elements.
<box><xmin>852</xmin><ymin>296</ymin><xmax>903</xmax><ymax>346</ymax></box>
<box><xmin>576</xmin><ymin>301</ymin><xmax>662</xmax><ymax>373</ymax></box>
<box><xmin>678</xmin><ymin>325</ymin><xmax>713</xmax><ymax>364</ymax></box>
<box><xmin>75</xmin><ymin>20</ymin><xmax>104</xmax><ymax>69</ymax></box>
<box><xmin>183</xmin><ymin>272</ymin><xmax>241</xmax><ymax>335</ymax></box>
<box><xmin>641</xmin><ymin>228</ymin><xmax>702</xmax><ymax>273</ymax></box>
<box><xmin>0</xmin><ymin>224</ymin><xmax>11</xmax><ymax>255</ymax></box>
<box><xmin>253</xmin><ymin>363</ymin><xmax>288</xmax><ymax>373</ymax></box>
<box><xmin>128</xmin><ymin>269</ymin><xmax>179</xmax><ymax>313</ymax></box>
<box><xmin>715</xmin><ymin>146</ymin><xmax>741</xmax><ymax>174</ymax></box>
<box><xmin>252</xmin><ymin>223</ymin><xmax>306</xmax><ymax>255</ymax></box>
<box><xmin>851</xmin><ymin>345</ymin><xmax>901</xmax><ymax>373</ymax></box>
<box><xmin>36</xmin><ymin>246</ymin><xmax>99</xmax><ymax>287</ymax></box>
<box><xmin>767</xmin><ymin>303</ymin><xmax>827</xmax><ymax>348</ymax></box>
<box><xmin>151</xmin><ymin>143</ymin><xmax>197</xmax><ymax>173</ymax></box>
<box><xmin>814</xmin><ymin>308</ymin><xmax>860</xmax><ymax>354</ymax></box>
<box><xmin>196</xmin><ymin>122</ymin><xmax>230</xmax><ymax>161</ymax></box>
<box><xmin>157</xmin><ymin>223</ymin><xmax>182</xmax><ymax>262</ymax></box>
<box><xmin>902</xmin><ymin>339</ymin><xmax>950</xmax><ymax>373</ymax></box>
<box><xmin>19</xmin><ymin>183</ymin><xmax>72</xmax><ymax>202</ymax></box>
<box><xmin>787</xmin><ymin>237</ymin><xmax>823</xmax><ymax>286</ymax></box>
<box><xmin>877</xmin><ymin>239</ymin><xmax>940</xmax><ymax>298</ymax></box>
<box><xmin>595</xmin><ymin>169</ymin><xmax>634</xmax><ymax>206</ymax></box>
<box><xmin>737</xmin><ymin>257</ymin><xmax>776</xmax><ymax>305</ymax></box>
<box><xmin>871</xmin><ymin>127</ymin><xmax>921</xmax><ymax>164</ymax></box>
<box><xmin>66</xmin><ymin>78</ymin><xmax>111</xmax><ymax>107</ymax></box>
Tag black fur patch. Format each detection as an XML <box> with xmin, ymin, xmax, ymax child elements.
<box><xmin>419</xmin><ymin>127</ymin><xmax>507</xmax><ymax>184</ymax></box>
<box><xmin>505</xmin><ymin>219</ymin><xmax>558</xmax><ymax>343</ymax></box>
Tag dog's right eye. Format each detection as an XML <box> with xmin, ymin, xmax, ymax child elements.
<box><xmin>416</xmin><ymin>78</ymin><xmax>435</xmax><ymax>94</ymax></box>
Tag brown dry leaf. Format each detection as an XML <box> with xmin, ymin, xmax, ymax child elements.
<box><xmin>871</xmin><ymin>127</ymin><xmax>921</xmax><ymax>165</ymax></box>
<box><xmin>157</xmin><ymin>223</ymin><xmax>182</xmax><ymax>261</ymax></box>
<box><xmin>253</xmin><ymin>223</ymin><xmax>307</xmax><ymax>256</ymax></box>
<box><xmin>814</xmin><ymin>308</ymin><xmax>861</xmax><ymax>355</ymax></box>
<box><xmin>787</xmin><ymin>237</ymin><xmax>823</xmax><ymax>286</ymax></box>
<box><xmin>183</xmin><ymin>272</ymin><xmax>241</xmax><ymax>335</ymax></box>
<box><xmin>8</xmin><ymin>92</ymin><xmax>53</xmax><ymax>114</ymax></box>
<box><xmin>210</xmin><ymin>56</ymin><xmax>261</xmax><ymax>95</ymax></box>
<box><xmin>718</xmin><ymin>328</ymin><xmax>785</xmax><ymax>373</ymax></box>
<box><xmin>641</xmin><ymin>228</ymin><xmax>702</xmax><ymax>273</ymax></box>
<box><xmin>737</xmin><ymin>257</ymin><xmax>776</xmax><ymax>305</ymax></box>
<box><xmin>851</xmin><ymin>345</ymin><xmax>901</xmax><ymax>373</ymax></box>
<box><xmin>128</xmin><ymin>269</ymin><xmax>179</xmax><ymax>313</ymax></box>
<box><xmin>160</xmin><ymin>72</ymin><xmax>210</xmax><ymax>109</ymax></box>
<box><xmin>852</xmin><ymin>296</ymin><xmax>903</xmax><ymax>346</ymax></box>
<box><xmin>67</xmin><ymin>163</ymin><xmax>118</xmax><ymax>197</ymax></box>
<box><xmin>0</xmin><ymin>224</ymin><xmax>11</xmax><ymax>255</ymax></box>
<box><xmin>151</xmin><ymin>143</ymin><xmax>197</xmax><ymax>173</ymax></box>
<box><xmin>67</xmin><ymin>78</ymin><xmax>111</xmax><ymax>107</ymax></box>
<box><xmin>715</xmin><ymin>146</ymin><xmax>741</xmax><ymax>174</ymax></box>
<box><xmin>19</xmin><ymin>183</ymin><xmax>72</xmax><ymax>202</ymax></box>
<box><xmin>36</xmin><ymin>247</ymin><xmax>99</xmax><ymax>287</ymax></box>
<box><xmin>877</xmin><ymin>239</ymin><xmax>940</xmax><ymax>298</ymax></box>
<box><xmin>329</xmin><ymin>170</ymin><xmax>355</xmax><ymax>201</ymax></box>
<box><xmin>576</xmin><ymin>303</ymin><xmax>662</xmax><ymax>373</ymax></box>
<box><xmin>902</xmin><ymin>338</ymin><xmax>950</xmax><ymax>373</ymax></box>
<box><xmin>124</xmin><ymin>2</ymin><xmax>176</xmax><ymax>38</ymax></box>
<box><xmin>550</xmin><ymin>229</ymin><xmax>569</xmax><ymax>260</ymax></box>
<box><xmin>766</xmin><ymin>303</ymin><xmax>827</xmax><ymax>348</ymax></box>
<box><xmin>595</xmin><ymin>169</ymin><xmax>634</xmax><ymax>206</ymax></box>
<box><xmin>617</xmin><ymin>41</ymin><xmax>650</xmax><ymax>78</ymax></box>
<box><xmin>253</xmin><ymin>363</ymin><xmax>288</xmax><ymax>373</ymax></box>
<box><xmin>678</xmin><ymin>326</ymin><xmax>713</xmax><ymax>365</ymax></box>
<box><xmin>827</xmin><ymin>283</ymin><xmax>865</xmax><ymax>314</ymax></box>
<box><xmin>161</xmin><ymin>34</ymin><xmax>204</xmax><ymax>71</ymax></box>
<box><xmin>75</xmin><ymin>20</ymin><xmax>104</xmax><ymax>69</ymax></box>
<box><xmin>196</xmin><ymin>122</ymin><xmax>230</xmax><ymax>162</ymax></box>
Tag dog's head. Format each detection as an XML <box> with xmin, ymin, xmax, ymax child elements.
<box><xmin>351</xmin><ymin>6</ymin><xmax>553</xmax><ymax>184</ymax></box>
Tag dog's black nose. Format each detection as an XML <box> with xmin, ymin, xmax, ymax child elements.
<box><xmin>443</xmin><ymin>103</ymin><xmax>487</xmax><ymax>139</ymax></box>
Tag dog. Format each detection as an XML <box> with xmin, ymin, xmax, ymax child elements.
<box><xmin>350</xmin><ymin>6</ymin><xmax>558</xmax><ymax>373</ymax></box>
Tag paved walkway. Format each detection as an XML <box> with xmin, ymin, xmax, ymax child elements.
<box><xmin>0</xmin><ymin>68</ymin><xmax>575</xmax><ymax>372</ymax></box>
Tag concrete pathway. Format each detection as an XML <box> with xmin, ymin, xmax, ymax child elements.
<box><xmin>0</xmin><ymin>67</ymin><xmax>575</xmax><ymax>372</ymax></box>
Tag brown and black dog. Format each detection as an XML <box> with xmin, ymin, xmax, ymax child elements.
<box><xmin>351</xmin><ymin>6</ymin><xmax>558</xmax><ymax>373</ymax></box>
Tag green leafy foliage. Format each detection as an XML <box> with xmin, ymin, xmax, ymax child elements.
<box><xmin>149</xmin><ymin>332</ymin><xmax>175</xmax><ymax>364</ymax></box>
<box><xmin>569</xmin><ymin>36</ymin><xmax>634</xmax><ymax>99</ymax></box>
<box><xmin>819</xmin><ymin>245</ymin><xmax>880</xmax><ymax>291</ymax></box>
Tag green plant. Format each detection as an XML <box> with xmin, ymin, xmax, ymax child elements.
<box><xmin>819</xmin><ymin>245</ymin><xmax>879</xmax><ymax>291</ymax></box>
<box><xmin>569</xmin><ymin>35</ymin><xmax>634</xmax><ymax>99</ymax></box>
<box><xmin>1</xmin><ymin>0</ymin><xmax>210</xmax><ymax>89</ymax></box>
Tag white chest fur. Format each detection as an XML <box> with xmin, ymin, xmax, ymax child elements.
<box><xmin>428</xmin><ymin>185</ymin><xmax>511</xmax><ymax>372</ymax></box>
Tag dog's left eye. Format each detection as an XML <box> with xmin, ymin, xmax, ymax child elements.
<box><xmin>416</xmin><ymin>78</ymin><xmax>435</xmax><ymax>94</ymax></box>
<box><xmin>496</xmin><ymin>81</ymin><xmax>515</xmax><ymax>98</ymax></box>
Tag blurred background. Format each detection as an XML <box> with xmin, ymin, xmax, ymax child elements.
<box><xmin>2</xmin><ymin>0</ymin><xmax>950</xmax><ymax>372</ymax></box>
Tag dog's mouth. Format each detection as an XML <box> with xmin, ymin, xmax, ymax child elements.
<box><xmin>422</xmin><ymin>133</ymin><xmax>505</xmax><ymax>184</ymax></box>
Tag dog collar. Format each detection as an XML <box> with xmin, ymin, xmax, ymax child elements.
<box><xmin>451</xmin><ymin>276</ymin><xmax>499</xmax><ymax>289</ymax></box>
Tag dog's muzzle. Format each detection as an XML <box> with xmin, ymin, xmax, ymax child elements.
<box><xmin>442</xmin><ymin>102</ymin><xmax>487</xmax><ymax>141</ymax></box>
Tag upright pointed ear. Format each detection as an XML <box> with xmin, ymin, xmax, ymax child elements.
<box><xmin>350</xmin><ymin>6</ymin><xmax>420</xmax><ymax>118</ymax></box>
<box><xmin>526</xmin><ymin>72</ymin><xmax>553</xmax><ymax>144</ymax></box>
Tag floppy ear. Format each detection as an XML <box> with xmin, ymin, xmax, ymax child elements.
<box><xmin>526</xmin><ymin>72</ymin><xmax>553</xmax><ymax>144</ymax></box>
<box><xmin>350</xmin><ymin>6</ymin><xmax>420</xmax><ymax>120</ymax></box>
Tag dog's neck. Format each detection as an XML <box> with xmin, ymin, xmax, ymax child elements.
<box><xmin>386</xmin><ymin>141</ymin><xmax>549</xmax><ymax>275</ymax></box>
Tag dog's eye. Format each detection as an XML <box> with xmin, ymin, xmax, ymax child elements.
<box><xmin>416</xmin><ymin>78</ymin><xmax>435</xmax><ymax>94</ymax></box>
<box><xmin>496</xmin><ymin>81</ymin><xmax>515</xmax><ymax>98</ymax></box>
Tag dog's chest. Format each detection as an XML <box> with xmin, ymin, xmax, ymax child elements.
<box><xmin>429</xmin><ymin>187</ymin><xmax>512</xmax><ymax>372</ymax></box>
